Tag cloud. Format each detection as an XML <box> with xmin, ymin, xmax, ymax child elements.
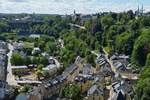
<box><xmin>9</xmin><ymin>0</ymin><xmax>27</xmax><ymax>2</ymax></box>
<box><xmin>0</xmin><ymin>0</ymin><xmax>149</xmax><ymax>14</ymax></box>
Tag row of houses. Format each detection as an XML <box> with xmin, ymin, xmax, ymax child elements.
<box><xmin>0</xmin><ymin>40</ymin><xmax>15</xmax><ymax>99</ymax></box>
<box><xmin>0</xmin><ymin>40</ymin><xmax>8</xmax><ymax>81</ymax></box>
<box><xmin>96</xmin><ymin>53</ymin><xmax>114</xmax><ymax>77</ymax></box>
<box><xmin>110</xmin><ymin>53</ymin><xmax>130</xmax><ymax>72</ymax></box>
<box><xmin>109</xmin><ymin>53</ymin><xmax>137</xmax><ymax>100</ymax></box>
<box><xmin>17</xmin><ymin>64</ymin><xmax>78</xmax><ymax>100</ymax></box>
<box><xmin>95</xmin><ymin>52</ymin><xmax>136</xmax><ymax>100</ymax></box>
<box><xmin>110</xmin><ymin>80</ymin><xmax>134</xmax><ymax>100</ymax></box>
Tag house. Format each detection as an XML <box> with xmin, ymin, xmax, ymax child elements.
<box><xmin>110</xmin><ymin>81</ymin><xmax>133</xmax><ymax>100</ymax></box>
<box><xmin>63</xmin><ymin>64</ymin><xmax>78</xmax><ymax>75</ymax></box>
<box><xmin>43</xmin><ymin>65</ymin><xmax>58</xmax><ymax>76</ymax></box>
<box><xmin>100</xmin><ymin>63</ymin><xmax>113</xmax><ymax>77</ymax></box>
<box><xmin>113</xmin><ymin>61</ymin><xmax>127</xmax><ymax>71</ymax></box>
<box><xmin>11</xmin><ymin>66</ymin><xmax>29</xmax><ymax>75</ymax></box>
<box><xmin>32</xmin><ymin>47</ymin><xmax>41</xmax><ymax>55</ymax></box>
<box><xmin>13</xmin><ymin>42</ymin><xmax>24</xmax><ymax>51</ymax></box>
<box><xmin>0</xmin><ymin>81</ymin><xmax>14</xmax><ymax>100</ymax></box>
<box><xmin>96</xmin><ymin>54</ymin><xmax>107</xmax><ymax>72</ymax></box>
<box><xmin>48</xmin><ymin>57</ymin><xmax>55</xmax><ymax>64</ymax></box>
<box><xmin>74</xmin><ymin>76</ymin><xmax>85</xmax><ymax>82</ymax></box>
<box><xmin>0</xmin><ymin>80</ymin><xmax>6</xmax><ymax>99</ymax></box>
<box><xmin>26</xmin><ymin>87</ymin><xmax>43</xmax><ymax>100</ymax></box>
<box><xmin>0</xmin><ymin>40</ymin><xmax>7</xmax><ymax>50</ymax></box>
<box><xmin>93</xmin><ymin>74</ymin><xmax>105</xmax><ymax>87</ymax></box>
<box><xmin>0</xmin><ymin>49</ymin><xmax>7</xmax><ymax>55</ymax></box>
<box><xmin>77</xmin><ymin>64</ymin><xmax>95</xmax><ymax>80</ymax></box>
<box><xmin>0</xmin><ymin>65</ymin><xmax>6</xmax><ymax>80</ymax></box>
<box><xmin>12</xmin><ymin>42</ymin><xmax>27</xmax><ymax>57</ymax></box>
<box><xmin>43</xmin><ymin>57</ymin><xmax>61</xmax><ymax>76</ymax></box>
<box><xmin>110</xmin><ymin>53</ymin><xmax>129</xmax><ymax>65</ymax></box>
<box><xmin>96</xmin><ymin>57</ymin><xmax>106</xmax><ymax>66</ymax></box>
<box><xmin>75</xmin><ymin>56</ymin><xmax>84</xmax><ymax>65</ymax></box>
<box><xmin>82</xmin><ymin>64</ymin><xmax>93</xmax><ymax>75</ymax></box>
<box><xmin>29</xmin><ymin>34</ymin><xmax>40</xmax><ymax>38</ymax></box>
<box><xmin>111</xmin><ymin>91</ymin><xmax>126</xmax><ymax>100</ymax></box>
<box><xmin>86</xmin><ymin>85</ymin><xmax>104</xmax><ymax>100</ymax></box>
<box><xmin>55</xmin><ymin>75</ymin><xmax>67</xmax><ymax>83</ymax></box>
<box><xmin>0</xmin><ymin>41</ymin><xmax>7</xmax><ymax>81</ymax></box>
<box><xmin>110</xmin><ymin>54</ymin><xmax>129</xmax><ymax>61</ymax></box>
<box><xmin>0</xmin><ymin>54</ymin><xmax>7</xmax><ymax>66</ymax></box>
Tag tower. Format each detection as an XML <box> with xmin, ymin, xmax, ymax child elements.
<box><xmin>138</xmin><ymin>5</ymin><xmax>140</xmax><ymax>14</ymax></box>
<box><xmin>74</xmin><ymin>10</ymin><xmax>76</xmax><ymax>15</ymax></box>
<box><xmin>141</xmin><ymin>4</ymin><xmax>144</xmax><ymax>15</ymax></box>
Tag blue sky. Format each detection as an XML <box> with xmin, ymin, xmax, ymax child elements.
<box><xmin>0</xmin><ymin>0</ymin><xmax>150</xmax><ymax>14</ymax></box>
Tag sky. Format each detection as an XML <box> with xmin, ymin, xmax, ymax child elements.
<box><xmin>0</xmin><ymin>0</ymin><xmax>150</xmax><ymax>14</ymax></box>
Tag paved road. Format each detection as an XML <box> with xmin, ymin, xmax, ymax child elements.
<box><xmin>102</xmin><ymin>48</ymin><xmax>117</xmax><ymax>74</ymax></box>
<box><xmin>6</xmin><ymin>43</ymin><xmax>18</xmax><ymax>86</ymax></box>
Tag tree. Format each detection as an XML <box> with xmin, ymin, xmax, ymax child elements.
<box><xmin>145</xmin><ymin>53</ymin><xmax>150</xmax><ymax>67</ymax></box>
<box><xmin>24</xmin><ymin>56</ymin><xmax>31</xmax><ymax>66</ymax></box>
<box><xmin>40</xmin><ymin>56</ymin><xmax>49</xmax><ymax>66</ymax></box>
<box><xmin>11</xmin><ymin>53</ymin><xmax>24</xmax><ymax>66</ymax></box>
<box><xmin>36</xmin><ymin>64</ymin><xmax>44</xmax><ymax>80</ymax></box>
<box><xmin>115</xmin><ymin>31</ymin><xmax>134</xmax><ymax>54</ymax></box>
<box><xmin>20</xmin><ymin>85</ymin><xmax>32</xmax><ymax>93</ymax></box>
<box><xmin>85</xmin><ymin>53</ymin><xmax>96</xmax><ymax>67</ymax></box>
<box><xmin>95</xmin><ymin>31</ymin><xmax>103</xmax><ymax>44</ymax></box>
<box><xmin>37</xmin><ymin>64</ymin><xmax>44</xmax><ymax>71</ymax></box>
<box><xmin>101</xmin><ymin>15</ymin><xmax>114</xmax><ymax>29</ymax></box>
<box><xmin>45</xmin><ymin>41</ymin><xmax>57</xmax><ymax>55</ymax></box>
<box><xmin>59</xmin><ymin>84</ymin><xmax>82</xmax><ymax>100</ymax></box>
<box><xmin>135</xmin><ymin>67</ymin><xmax>150</xmax><ymax>100</ymax></box>
<box><xmin>31</xmin><ymin>57</ymin><xmax>39</xmax><ymax>64</ymax></box>
<box><xmin>131</xmin><ymin>29</ymin><xmax>150</xmax><ymax>67</ymax></box>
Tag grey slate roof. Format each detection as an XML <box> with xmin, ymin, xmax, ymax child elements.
<box><xmin>87</xmin><ymin>85</ymin><xmax>103</xmax><ymax>96</ymax></box>
<box><xmin>82</xmin><ymin>64</ymin><xmax>92</xmax><ymax>75</ymax></box>
<box><xmin>63</xmin><ymin>64</ymin><xmax>77</xmax><ymax>74</ymax></box>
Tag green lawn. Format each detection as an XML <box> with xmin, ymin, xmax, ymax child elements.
<box><xmin>23</xmin><ymin>42</ymin><xmax>34</xmax><ymax>49</ymax></box>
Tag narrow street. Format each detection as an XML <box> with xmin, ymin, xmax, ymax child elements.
<box><xmin>6</xmin><ymin>43</ymin><xmax>18</xmax><ymax>86</ymax></box>
<box><xmin>91</xmin><ymin>48</ymin><xmax>139</xmax><ymax>80</ymax></box>
<box><xmin>102</xmin><ymin>48</ymin><xmax>117</xmax><ymax>74</ymax></box>
<box><xmin>102</xmin><ymin>47</ymin><xmax>138</xmax><ymax>80</ymax></box>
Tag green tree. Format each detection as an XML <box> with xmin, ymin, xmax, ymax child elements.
<box><xmin>11</xmin><ymin>53</ymin><xmax>24</xmax><ymax>66</ymax></box>
<box><xmin>31</xmin><ymin>57</ymin><xmax>39</xmax><ymax>64</ymax></box>
<box><xmin>131</xmin><ymin>29</ymin><xmax>150</xmax><ymax>67</ymax></box>
<box><xmin>20</xmin><ymin>85</ymin><xmax>32</xmax><ymax>93</ymax></box>
<box><xmin>24</xmin><ymin>56</ymin><xmax>31</xmax><ymax>66</ymax></box>
<box><xmin>135</xmin><ymin>67</ymin><xmax>150</xmax><ymax>100</ymax></box>
<box><xmin>145</xmin><ymin>53</ymin><xmax>150</xmax><ymax>67</ymax></box>
<box><xmin>36</xmin><ymin>64</ymin><xmax>44</xmax><ymax>80</ymax></box>
<box><xmin>40</xmin><ymin>56</ymin><xmax>49</xmax><ymax>66</ymax></box>
<box><xmin>59</xmin><ymin>84</ymin><xmax>82</xmax><ymax>100</ymax></box>
<box><xmin>85</xmin><ymin>53</ymin><xmax>96</xmax><ymax>67</ymax></box>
